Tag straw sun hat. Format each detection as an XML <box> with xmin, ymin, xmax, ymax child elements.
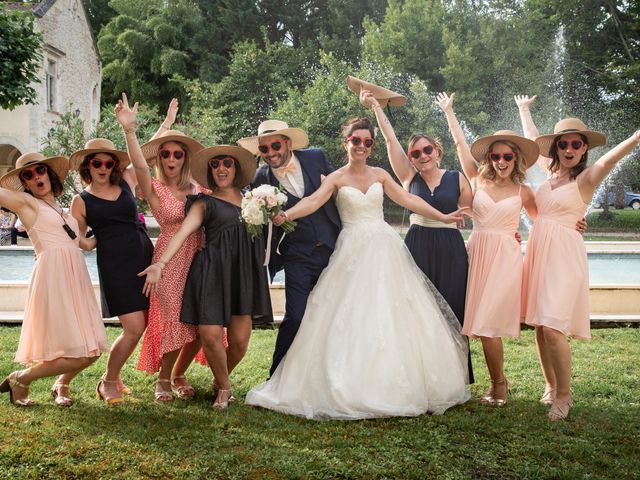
<box><xmin>69</xmin><ymin>138</ymin><xmax>130</xmax><ymax>171</ymax></box>
<box><xmin>0</xmin><ymin>152</ymin><xmax>69</xmax><ymax>191</ymax></box>
<box><xmin>535</xmin><ymin>118</ymin><xmax>607</xmax><ymax>158</ymax></box>
<box><xmin>140</xmin><ymin>129</ymin><xmax>205</xmax><ymax>163</ymax></box>
<box><xmin>470</xmin><ymin>130</ymin><xmax>540</xmax><ymax>169</ymax></box>
<box><xmin>237</xmin><ymin>120</ymin><xmax>309</xmax><ymax>156</ymax></box>
<box><xmin>346</xmin><ymin>75</ymin><xmax>407</xmax><ymax>108</ymax></box>
<box><xmin>190</xmin><ymin>145</ymin><xmax>256</xmax><ymax>189</ymax></box>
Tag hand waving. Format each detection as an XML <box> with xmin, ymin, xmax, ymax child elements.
<box><xmin>164</xmin><ymin>98</ymin><xmax>179</xmax><ymax>127</ymax></box>
<box><xmin>114</xmin><ymin>92</ymin><xmax>139</xmax><ymax>130</ymax></box>
<box><xmin>514</xmin><ymin>95</ymin><xmax>537</xmax><ymax>109</ymax></box>
<box><xmin>435</xmin><ymin>92</ymin><xmax>455</xmax><ymax>113</ymax></box>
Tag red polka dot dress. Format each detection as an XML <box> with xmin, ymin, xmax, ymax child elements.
<box><xmin>137</xmin><ymin>178</ymin><xmax>208</xmax><ymax>373</ymax></box>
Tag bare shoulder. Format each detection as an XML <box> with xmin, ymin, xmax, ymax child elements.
<box><xmin>370</xmin><ymin>166</ymin><xmax>391</xmax><ymax>181</ymax></box>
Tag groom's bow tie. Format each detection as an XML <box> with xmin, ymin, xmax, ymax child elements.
<box><xmin>274</xmin><ymin>162</ymin><xmax>297</xmax><ymax>179</ymax></box>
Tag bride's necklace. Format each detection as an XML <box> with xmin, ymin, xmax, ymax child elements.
<box><xmin>42</xmin><ymin>199</ymin><xmax>77</xmax><ymax>239</ymax></box>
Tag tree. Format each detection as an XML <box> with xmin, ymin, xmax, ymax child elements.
<box><xmin>83</xmin><ymin>0</ymin><xmax>117</xmax><ymax>38</ymax></box>
<box><xmin>0</xmin><ymin>4</ymin><xmax>42</xmax><ymax>110</ymax></box>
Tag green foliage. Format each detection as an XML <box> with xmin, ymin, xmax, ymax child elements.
<box><xmin>587</xmin><ymin>209</ymin><xmax>640</xmax><ymax>232</ymax></box>
<box><xmin>0</xmin><ymin>4</ymin><xmax>42</xmax><ymax>110</ymax></box>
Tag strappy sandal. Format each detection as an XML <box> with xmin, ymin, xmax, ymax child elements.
<box><xmin>170</xmin><ymin>375</ymin><xmax>195</xmax><ymax>399</ymax></box>
<box><xmin>116</xmin><ymin>377</ymin><xmax>132</xmax><ymax>396</ymax></box>
<box><xmin>212</xmin><ymin>379</ymin><xmax>235</xmax><ymax>404</ymax></box>
<box><xmin>0</xmin><ymin>371</ymin><xmax>35</xmax><ymax>406</ymax></box>
<box><xmin>96</xmin><ymin>376</ymin><xmax>124</xmax><ymax>406</ymax></box>
<box><xmin>539</xmin><ymin>388</ymin><xmax>556</xmax><ymax>406</ymax></box>
<box><xmin>480</xmin><ymin>378</ymin><xmax>509</xmax><ymax>407</ymax></box>
<box><xmin>154</xmin><ymin>379</ymin><xmax>174</xmax><ymax>403</ymax></box>
<box><xmin>51</xmin><ymin>381</ymin><xmax>73</xmax><ymax>407</ymax></box>
<box><xmin>213</xmin><ymin>389</ymin><xmax>233</xmax><ymax>411</ymax></box>
<box><xmin>548</xmin><ymin>397</ymin><xmax>573</xmax><ymax>421</ymax></box>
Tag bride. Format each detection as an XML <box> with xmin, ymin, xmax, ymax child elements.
<box><xmin>246</xmin><ymin>117</ymin><xmax>471</xmax><ymax>419</ymax></box>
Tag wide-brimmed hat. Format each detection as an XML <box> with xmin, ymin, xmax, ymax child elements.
<box><xmin>140</xmin><ymin>130</ymin><xmax>205</xmax><ymax>163</ymax></box>
<box><xmin>470</xmin><ymin>130</ymin><xmax>540</xmax><ymax>169</ymax></box>
<box><xmin>346</xmin><ymin>75</ymin><xmax>407</xmax><ymax>108</ymax></box>
<box><xmin>535</xmin><ymin>118</ymin><xmax>607</xmax><ymax>157</ymax></box>
<box><xmin>0</xmin><ymin>152</ymin><xmax>69</xmax><ymax>192</ymax></box>
<box><xmin>190</xmin><ymin>145</ymin><xmax>256</xmax><ymax>189</ymax></box>
<box><xmin>237</xmin><ymin>120</ymin><xmax>309</xmax><ymax>155</ymax></box>
<box><xmin>69</xmin><ymin>138</ymin><xmax>130</xmax><ymax>171</ymax></box>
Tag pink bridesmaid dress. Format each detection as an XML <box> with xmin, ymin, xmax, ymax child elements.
<box><xmin>522</xmin><ymin>181</ymin><xmax>589</xmax><ymax>339</ymax></box>
<box><xmin>463</xmin><ymin>188</ymin><xmax>523</xmax><ymax>338</ymax></box>
<box><xmin>15</xmin><ymin>200</ymin><xmax>109</xmax><ymax>363</ymax></box>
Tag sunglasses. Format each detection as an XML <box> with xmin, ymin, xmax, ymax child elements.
<box><xmin>160</xmin><ymin>149</ymin><xmax>185</xmax><ymax>160</ymax></box>
<box><xmin>556</xmin><ymin>139</ymin><xmax>585</xmax><ymax>150</ymax></box>
<box><xmin>90</xmin><ymin>158</ymin><xmax>116</xmax><ymax>170</ymax></box>
<box><xmin>409</xmin><ymin>145</ymin><xmax>435</xmax><ymax>159</ymax></box>
<box><xmin>258</xmin><ymin>141</ymin><xmax>285</xmax><ymax>154</ymax></box>
<box><xmin>489</xmin><ymin>152</ymin><xmax>516</xmax><ymax>162</ymax></box>
<box><xmin>209</xmin><ymin>157</ymin><xmax>235</xmax><ymax>169</ymax></box>
<box><xmin>347</xmin><ymin>136</ymin><xmax>374</xmax><ymax>148</ymax></box>
<box><xmin>20</xmin><ymin>164</ymin><xmax>48</xmax><ymax>181</ymax></box>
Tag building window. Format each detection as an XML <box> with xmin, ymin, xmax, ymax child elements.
<box><xmin>46</xmin><ymin>60</ymin><xmax>57</xmax><ymax>111</ymax></box>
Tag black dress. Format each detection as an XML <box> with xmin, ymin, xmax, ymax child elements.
<box><xmin>80</xmin><ymin>181</ymin><xmax>153</xmax><ymax>317</ymax></box>
<box><xmin>404</xmin><ymin>170</ymin><xmax>474</xmax><ymax>383</ymax></box>
<box><xmin>180</xmin><ymin>194</ymin><xmax>272</xmax><ymax>326</ymax></box>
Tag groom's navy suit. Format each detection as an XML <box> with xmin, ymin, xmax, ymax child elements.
<box><xmin>252</xmin><ymin>148</ymin><xmax>341</xmax><ymax>376</ymax></box>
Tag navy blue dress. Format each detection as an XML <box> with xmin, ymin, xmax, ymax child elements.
<box><xmin>404</xmin><ymin>170</ymin><xmax>474</xmax><ymax>383</ymax></box>
<box><xmin>81</xmin><ymin>180</ymin><xmax>153</xmax><ymax>318</ymax></box>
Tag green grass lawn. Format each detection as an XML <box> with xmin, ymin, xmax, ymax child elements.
<box><xmin>1</xmin><ymin>327</ymin><xmax>639</xmax><ymax>479</ymax></box>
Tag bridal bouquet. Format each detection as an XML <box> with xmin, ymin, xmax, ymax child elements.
<box><xmin>241</xmin><ymin>185</ymin><xmax>296</xmax><ymax>239</ymax></box>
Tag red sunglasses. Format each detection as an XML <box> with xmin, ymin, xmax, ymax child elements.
<box><xmin>160</xmin><ymin>149</ymin><xmax>185</xmax><ymax>160</ymax></box>
<box><xmin>489</xmin><ymin>152</ymin><xmax>516</xmax><ymax>162</ymax></box>
<box><xmin>556</xmin><ymin>139</ymin><xmax>584</xmax><ymax>150</ymax></box>
<box><xmin>409</xmin><ymin>145</ymin><xmax>435</xmax><ymax>159</ymax></box>
<box><xmin>209</xmin><ymin>157</ymin><xmax>235</xmax><ymax>169</ymax></box>
<box><xmin>258</xmin><ymin>141</ymin><xmax>285</xmax><ymax>154</ymax></box>
<box><xmin>20</xmin><ymin>164</ymin><xmax>48</xmax><ymax>181</ymax></box>
<box><xmin>90</xmin><ymin>158</ymin><xmax>116</xmax><ymax>169</ymax></box>
<box><xmin>348</xmin><ymin>136</ymin><xmax>374</xmax><ymax>148</ymax></box>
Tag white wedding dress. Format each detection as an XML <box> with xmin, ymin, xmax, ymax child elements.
<box><xmin>246</xmin><ymin>182</ymin><xmax>470</xmax><ymax>419</ymax></box>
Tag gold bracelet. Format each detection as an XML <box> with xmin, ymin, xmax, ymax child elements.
<box><xmin>161</xmin><ymin>124</ymin><xmax>169</xmax><ymax>130</ymax></box>
<box><xmin>155</xmin><ymin>261</ymin><xmax>166</xmax><ymax>270</ymax></box>
<box><xmin>123</xmin><ymin>126</ymin><xmax>136</xmax><ymax>135</ymax></box>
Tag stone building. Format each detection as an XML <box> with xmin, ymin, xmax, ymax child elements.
<box><xmin>0</xmin><ymin>0</ymin><xmax>101</xmax><ymax>176</ymax></box>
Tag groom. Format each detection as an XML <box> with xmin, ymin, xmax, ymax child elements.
<box><xmin>239</xmin><ymin>120</ymin><xmax>341</xmax><ymax>376</ymax></box>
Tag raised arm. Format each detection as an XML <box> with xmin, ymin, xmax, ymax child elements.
<box><xmin>115</xmin><ymin>93</ymin><xmax>160</xmax><ymax>211</ymax></box>
<box><xmin>378</xmin><ymin>169</ymin><xmax>467</xmax><ymax>224</ymax></box>
<box><xmin>360</xmin><ymin>90</ymin><xmax>414</xmax><ymax>188</ymax></box>
<box><xmin>0</xmin><ymin>188</ymin><xmax>35</xmax><ymax>227</ymax></box>
<box><xmin>151</xmin><ymin>98</ymin><xmax>178</xmax><ymax>141</ymax></box>
<box><xmin>579</xmin><ymin>130</ymin><xmax>640</xmax><ymax>202</ymax></box>
<box><xmin>282</xmin><ymin>172</ymin><xmax>340</xmax><ymax>221</ymax></box>
<box><xmin>515</xmin><ymin>94</ymin><xmax>550</xmax><ymax>173</ymax></box>
<box><xmin>138</xmin><ymin>199</ymin><xmax>205</xmax><ymax>296</ymax></box>
<box><xmin>435</xmin><ymin>92</ymin><xmax>478</xmax><ymax>181</ymax></box>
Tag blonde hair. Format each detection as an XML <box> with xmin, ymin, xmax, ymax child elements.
<box><xmin>477</xmin><ymin>140</ymin><xmax>526</xmax><ymax>185</ymax></box>
<box><xmin>154</xmin><ymin>141</ymin><xmax>192</xmax><ymax>190</ymax></box>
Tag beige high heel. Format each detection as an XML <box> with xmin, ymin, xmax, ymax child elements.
<box><xmin>539</xmin><ymin>388</ymin><xmax>556</xmax><ymax>406</ymax></box>
<box><xmin>480</xmin><ymin>378</ymin><xmax>509</xmax><ymax>407</ymax></box>
<box><xmin>154</xmin><ymin>379</ymin><xmax>174</xmax><ymax>402</ymax></box>
<box><xmin>548</xmin><ymin>397</ymin><xmax>573</xmax><ymax>421</ymax></box>
<box><xmin>213</xmin><ymin>389</ymin><xmax>233</xmax><ymax>410</ymax></box>
<box><xmin>171</xmin><ymin>375</ymin><xmax>195</xmax><ymax>399</ymax></box>
<box><xmin>51</xmin><ymin>382</ymin><xmax>73</xmax><ymax>407</ymax></box>
<box><xmin>0</xmin><ymin>371</ymin><xmax>35</xmax><ymax>407</ymax></box>
<box><xmin>212</xmin><ymin>379</ymin><xmax>235</xmax><ymax>404</ymax></box>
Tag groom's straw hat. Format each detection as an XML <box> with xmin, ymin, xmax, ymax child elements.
<box><xmin>237</xmin><ymin>120</ymin><xmax>309</xmax><ymax>155</ymax></box>
<box><xmin>346</xmin><ymin>75</ymin><xmax>407</xmax><ymax>108</ymax></box>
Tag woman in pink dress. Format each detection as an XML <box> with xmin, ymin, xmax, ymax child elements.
<box><xmin>115</xmin><ymin>94</ymin><xmax>208</xmax><ymax>402</ymax></box>
<box><xmin>437</xmin><ymin>93</ymin><xmax>538</xmax><ymax>407</ymax></box>
<box><xmin>0</xmin><ymin>153</ymin><xmax>108</xmax><ymax>407</ymax></box>
<box><xmin>517</xmin><ymin>95</ymin><xmax>640</xmax><ymax>420</ymax></box>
